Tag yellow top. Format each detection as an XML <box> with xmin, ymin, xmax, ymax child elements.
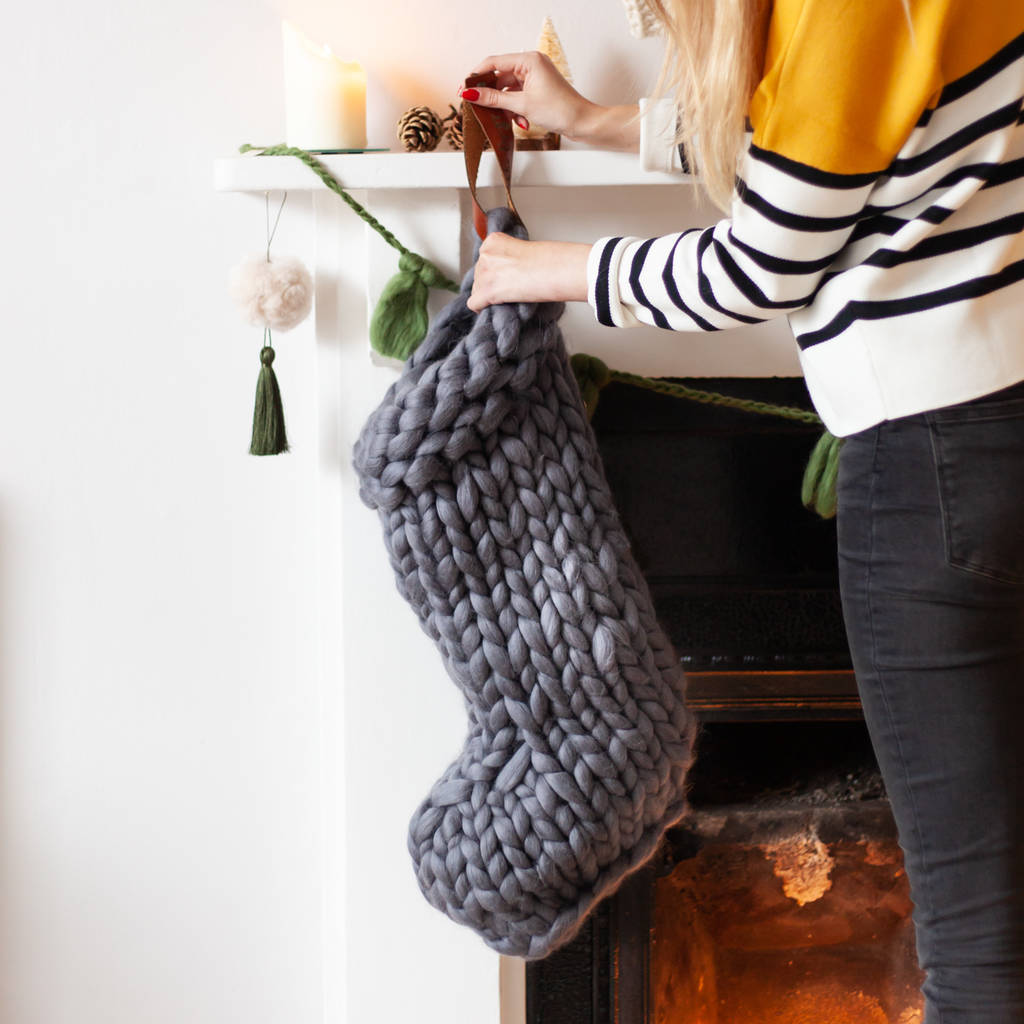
<box><xmin>749</xmin><ymin>0</ymin><xmax>1024</xmax><ymax>174</ymax></box>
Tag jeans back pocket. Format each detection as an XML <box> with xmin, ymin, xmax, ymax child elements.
<box><xmin>928</xmin><ymin>392</ymin><xmax>1024</xmax><ymax>585</ymax></box>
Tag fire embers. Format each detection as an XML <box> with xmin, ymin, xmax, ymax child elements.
<box><xmin>762</xmin><ymin>827</ymin><xmax>836</xmax><ymax>906</ymax></box>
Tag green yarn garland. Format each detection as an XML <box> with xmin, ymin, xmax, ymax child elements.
<box><xmin>570</xmin><ymin>353</ymin><xmax>841</xmax><ymax>520</ymax></box>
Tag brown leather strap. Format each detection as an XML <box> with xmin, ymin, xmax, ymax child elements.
<box><xmin>462</xmin><ymin>73</ymin><xmax>521</xmax><ymax>239</ymax></box>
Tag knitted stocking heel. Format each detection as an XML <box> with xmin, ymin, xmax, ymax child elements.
<box><xmin>353</xmin><ymin>208</ymin><xmax>697</xmax><ymax>960</ymax></box>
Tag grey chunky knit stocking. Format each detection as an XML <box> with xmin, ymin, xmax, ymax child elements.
<box><xmin>353</xmin><ymin>208</ymin><xmax>697</xmax><ymax>959</ymax></box>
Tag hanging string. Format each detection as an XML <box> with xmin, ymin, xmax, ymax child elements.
<box><xmin>265</xmin><ymin>190</ymin><xmax>287</xmax><ymax>261</ymax></box>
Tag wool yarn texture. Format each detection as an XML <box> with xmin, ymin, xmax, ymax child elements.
<box><xmin>352</xmin><ymin>208</ymin><xmax>697</xmax><ymax>960</ymax></box>
<box><xmin>229</xmin><ymin>255</ymin><xmax>313</xmax><ymax>331</ymax></box>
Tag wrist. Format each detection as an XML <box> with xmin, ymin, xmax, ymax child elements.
<box><xmin>568</xmin><ymin>102</ymin><xmax>641</xmax><ymax>151</ymax></box>
<box><xmin>536</xmin><ymin>241</ymin><xmax>590</xmax><ymax>303</ymax></box>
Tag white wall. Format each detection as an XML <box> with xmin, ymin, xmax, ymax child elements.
<box><xmin>3</xmin><ymin>2</ymin><xmax>324</xmax><ymax>1021</ymax></box>
<box><xmin>0</xmin><ymin>2</ymin><xmax>780</xmax><ymax>1022</ymax></box>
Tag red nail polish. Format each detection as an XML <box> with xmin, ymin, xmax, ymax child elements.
<box><xmin>461</xmin><ymin>88</ymin><xmax>480</xmax><ymax>101</ymax></box>
<box><xmin>514</xmin><ymin>116</ymin><xmax>530</xmax><ymax>130</ymax></box>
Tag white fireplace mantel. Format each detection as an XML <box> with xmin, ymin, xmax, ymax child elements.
<box><xmin>214</xmin><ymin>148</ymin><xmax>689</xmax><ymax>192</ymax></box>
<box><xmin>216</xmin><ymin>149</ymin><xmax>799</xmax><ymax>1024</ymax></box>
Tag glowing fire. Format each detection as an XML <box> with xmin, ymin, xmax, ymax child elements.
<box><xmin>724</xmin><ymin>983</ymin><xmax>910</xmax><ymax>1023</ymax></box>
<box><xmin>676</xmin><ymin>985</ymin><xmax>924</xmax><ymax>1024</ymax></box>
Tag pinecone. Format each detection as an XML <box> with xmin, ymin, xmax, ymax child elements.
<box><xmin>397</xmin><ymin>106</ymin><xmax>443</xmax><ymax>152</ymax></box>
<box><xmin>443</xmin><ymin>104</ymin><xmax>464</xmax><ymax>150</ymax></box>
<box><xmin>442</xmin><ymin>104</ymin><xmax>488</xmax><ymax>152</ymax></box>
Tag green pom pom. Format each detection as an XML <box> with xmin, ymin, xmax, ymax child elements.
<box><xmin>570</xmin><ymin>353</ymin><xmax>612</xmax><ymax>419</ymax></box>
<box><xmin>370</xmin><ymin>252</ymin><xmax>454</xmax><ymax>361</ymax></box>
<box><xmin>801</xmin><ymin>429</ymin><xmax>842</xmax><ymax>519</ymax></box>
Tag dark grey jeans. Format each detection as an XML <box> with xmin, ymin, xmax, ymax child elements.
<box><xmin>837</xmin><ymin>382</ymin><xmax>1024</xmax><ymax>1023</ymax></box>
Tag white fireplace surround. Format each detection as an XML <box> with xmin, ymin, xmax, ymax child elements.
<box><xmin>215</xmin><ymin>148</ymin><xmax>798</xmax><ymax>1024</ymax></box>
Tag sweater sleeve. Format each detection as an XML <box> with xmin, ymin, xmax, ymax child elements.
<box><xmin>638</xmin><ymin>96</ymin><xmax>681</xmax><ymax>173</ymax></box>
<box><xmin>588</xmin><ymin>0</ymin><xmax>946</xmax><ymax>332</ymax></box>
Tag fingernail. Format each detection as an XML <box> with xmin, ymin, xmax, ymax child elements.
<box><xmin>461</xmin><ymin>88</ymin><xmax>480</xmax><ymax>101</ymax></box>
<box><xmin>514</xmin><ymin>116</ymin><xmax>529</xmax><ymax>130</ymax></box>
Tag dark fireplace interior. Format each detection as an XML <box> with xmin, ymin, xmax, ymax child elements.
<box><xmin>524</xmin><ymin>379</ymin><xmax>923</xmax><ymax>1024</ymax></box>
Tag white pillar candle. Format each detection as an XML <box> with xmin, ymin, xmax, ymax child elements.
<box><xmin>282</xmin><ymin>20</ymin><xmax>367</xmax><ymax>150</ymax></box>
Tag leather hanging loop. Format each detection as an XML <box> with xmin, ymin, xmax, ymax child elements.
<box><xmin>461</xmin><ymin>73</ymin><xmax>522</xmax><ymax>239</ymax></box>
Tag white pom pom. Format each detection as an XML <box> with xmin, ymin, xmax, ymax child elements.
<box><xmin>229</xmin><ymin>255</ymin><xmax>313</xmax><ymax>332</ymax></box>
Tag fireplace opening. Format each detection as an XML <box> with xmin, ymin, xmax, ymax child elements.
<box><xmin>525</xmin><ymin>722</ymin><xmax>924</xmax><ymax>1024</ymax></box>
<box><xmin>522</xmin><ymin>378</ymin><xmax>923</xmax><ymax>1024</ymax></box>
<box><xmin>650</xmin><ymin>721</ymin><xmax>924</xmax><ymax>1024</ymax></box>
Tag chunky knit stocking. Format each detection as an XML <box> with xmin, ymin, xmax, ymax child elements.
<box><xmin>353</xmin><ymin>208</ymin><xmax>697</xmax><ymax>960</ymax></box>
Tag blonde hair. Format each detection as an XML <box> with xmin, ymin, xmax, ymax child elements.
<box><xmin>647</xmin><ymin>0</ymin><xmax>772</xmax><ymax>211</ymax></box>
<box><xmin>647</xmin><ymin>0</ymin><xmax>915</xmax><ymax>211</ymax></box>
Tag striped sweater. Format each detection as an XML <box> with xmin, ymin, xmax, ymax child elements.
<box><xmin>587</xmin><ymin>0</ymin><xmax>1024</xmax><ymax>436</ymax></box>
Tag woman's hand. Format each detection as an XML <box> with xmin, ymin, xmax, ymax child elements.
<box><xmin>460</xmin><ymin>52</ymin><xmax>640</xmax><ymax>151</ymax></box>
<box><xmin>467</xmin><ymin>233</ymin><xmax>591</xmax><ymax>312</ymax></box>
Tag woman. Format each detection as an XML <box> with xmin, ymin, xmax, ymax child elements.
<box><xmin>462</xmin><ymin>2</ymin><xmax>1024</xmax><ymax>1020</ymax></box>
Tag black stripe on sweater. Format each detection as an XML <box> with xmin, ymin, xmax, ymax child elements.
<box><xmin>848</xmin><ymin>154</ymin><xmax>1024</xmax><ymax>240</ymax></box>
<box><xmin>938</xmin><ymin>31</ymin><xmax>1024</xmax><ymax>108</ymax></box>
<box><xmin>982</xmin><ymin>155</ymin><xmax>1024</xmax><ymax>188</ymax></box>
<box><xmin>661</xmin><ymin>233</ymin><xmax>720</xmax><ymax>331</ymax></box>
<box><xmin>593</xmin><ymin>238</ymin><xmax>621</xmax><ymax>327</ymax></box>
<box><xmin>713</xmin><ymin>238</ymin><xmax>817</xmax><ymax>311</ymax></box>
<box><xmin>798</xmin><ymin>257</ymin><xmax>1024</xmax><ymax>349</ymax></box>
<box><xmin>818</xmin><ymin>211</ymin><xmax>1024</xmax><ymax>291</ymax></box>
<box><xmin>726</xmin><ymin>228</ymin><xmax>842</xmax><ymax>274</ymax></box>
<box><xmin>695</xmin><ymin>229</ymin><xmax>767</xmax><ymax>325</ymax></box>
<box><xmin>903</xmin><ymin>155</ymin><xmax>1024</xmax><ymax>195</ymax></box>
<box><xmin>887</xmin><ymin>100</ymin><xmax>1023</xmax><ymax>178</ymax></box>
<box><xmin>851</xmin><ymin>158</ymin><xmax>1024</xmax><ymax>229</ymax></box>
<box><xmin>747</xmin><ymin>144</ymin><xmax>881</xmax><ymax>189</ymax></box>
<box><xmin>861</xmin><ymin>211</ymin><xmax>1024</xmax><ymax>270</ymax></box>
<box><xmin>849</xmin><ymin>204</ymin><xmax>956</xmax><ymax>244</ymax></box>
<box><xmin>628</xmin><ymin>238</ymin><xmax>670</xmax><ymax>330</ymax></box>
<box><xmin>737</xmin><ymin>181</ymin><xmax>864</xmax><ymax>232</ymax></box>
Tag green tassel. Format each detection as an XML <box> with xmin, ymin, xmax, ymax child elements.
<box><xmin>801</xmin><ymin>429</ymin><xmax>843</xmax><ymax>519</ymax></box>
<box><xmin>250</xmin><ymin>341</ymin><xmax>289</xmax><ymax>456</ymax></box>
<box><xmin>570</xmin><ymin>353</ymin><xmax>612</xmax><ymax>420</ymax></box>
<box><xmin>370</xmin><ymin>251</ymin><xmax>455</xmax><ymax>361</ymax></box>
